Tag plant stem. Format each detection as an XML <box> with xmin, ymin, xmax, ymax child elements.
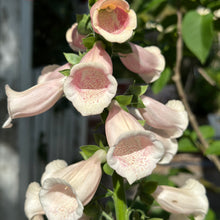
<box><xmin>173</xmin><ymin>9</ymin><xmax>220</xmax><ymax>171</ymax></box>
<box><xmin>112</xmin><ymin>172</ymin><xmax>128</xmax><ymax>220</ymax></box>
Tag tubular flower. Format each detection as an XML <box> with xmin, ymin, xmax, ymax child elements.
<box><xmin>24</xmin><ymin>150</ymin><xmax>106</xmax><ymax>220</ymax></box>
<box><xmin>63</xmin><ymin>41</ymin><xmax>117</xmax><ymax>116</ymax></box>
<box><xmin>119</xmin><ymin>43</ymin><xmax>165</xmax><ymax>83</ymax></box>
<box><xmin>66</xmin><ymin>23</ymin><xmax>86</xmax><ymax>52</ymax></box>
<box><xmin>152</xmin><ymin>179</ymin><xmax>209</xmax><ymax>220</ymax></box>
<box><xmin>2</xmin><ymin>64</ymin><xmax>70</xmax><ymax>128</ymax></box>
<box><xmin>106</xmin><ymin>101</ymin><xmax>164</xmax><ymax>184</ymax></box>
<box><xmin>24</xmin><ymin>182</ymin><xmax>45</xmax><ymax>220</ymax></box>
<box><xmin>138</xmin><ymin>96</ymin><xmax>189</xmax><ymax>138</ymax></box>
<box><xmin>90</xmin><ymin>0</ymin><xmax>137</xmax><ymax>43</ymax></box>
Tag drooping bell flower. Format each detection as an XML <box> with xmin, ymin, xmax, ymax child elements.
<box><xmin>24</xmin><ymin>149</ymin><xmax>106</xmax><ymax>220</ymax></box>
<box><xmin>63</xmin><ymin>41</ymin><xmax>117</xmax><ymax>116</ymax></box>
<box><xmin>2</xmin><ymin>64</ymin><xmax>70</xmax><ymax>128</ymax></box>
<box><xmin>119</xmin><ymin>43</ymin><xmax>165</xmax><ymax>83</ymax></box>
<box><xmin>90</xmin><ymin>0</ymin><xmax>137</xmax><ymax>43</ymax></box>
<box><xmin>129</xmin><ymin>106</ymin><xmax>178</xmax><ymax>164</ymax></box>
<box><xmin>156</xmin><ymin>135</ymin><xmax>178</xmax><ymax>164</ymax></box>
<box><xmin>105</xmin><ymin>101</ymin><xmax>164</xmax><ymax>184</ymax></box>
<box><xmin>66</xmin><ymin>23</ymin><xmax>86</xmax><ymax>52</ymax></box>
<box><xmin>152</xmin><ymin>178</ymin><xmax>209</xmax><ymax>220</ymax></box>
<box><xmin>24</xmin><ymin>182</ymin><xmax>45</xmax><ymax>220</ymax></box>
<box><xmin>138</xmin><ymin>96</ymin><xmax>189</xmax><ymax>138</ymax></box>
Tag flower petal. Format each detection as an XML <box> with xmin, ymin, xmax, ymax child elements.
<box><xmin>105</xmin><ymin>101</ymin><xmax>146</xmax><ymax>147</ymax></box>
<box><xmin>64</xmin><ymin>63</ymin><xmax>117</xmax><ymax>116</ymax></box>
<box><xmin>152</xmin><ymin>179</ymin><xmax>209</xmax><ymax>220</ymax></box>
<box><xmin>156</xmin><ymin>136</ymin><xmax>178</xmax><ymax>164</ymax></box>
<box><xmin>107</xmin><ymin>130</ymin><xmax>164</xmax><ymax>184</ymax></box>
<box><xmin>90</xmin><ymin>0</ymin><xmax>137</xmax><ymax>43</ymax></box>
<box><xmin>119</xmin><ymin>43</ymin><xmax>165</xmax><ymax>83</ymax></box>
<box><xmin>38</xmin><ymin>63</ymin><xmax>70</xmax><ymax>84</ymax></box>
<box><xmin>24</xmin><ymin>182</ymin><xmax>45</xmax><ymax>220</ymax></box>
<box><xmin>40</xmin><ymin>178</ymin><xmax>83</xmax><ymax>220</ymax></box>
<box><xmin>139</xmin><ymin>96</ymin><xmax>188</xmax><ymax>138</ymax></box>
<box><xmin>2</xmin><ymin>78</ymin><xmax>64</xmax><ymax>128</ymax></box>
<box><xmin>41</xmin><ymin>160</ymin><xmax>68</xmax><ymax>185</ymax></box>
<box><xmin>66</xmin><ymin>23</ymin><xmax>86</xmax><ymax>52</ymax></box>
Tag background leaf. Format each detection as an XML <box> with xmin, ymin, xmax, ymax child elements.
<box><xmin>182</xmin><ymin>10</ymin><xmax>214</xmax><ymax>63</ymax></box>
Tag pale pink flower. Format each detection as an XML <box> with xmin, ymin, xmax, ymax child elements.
<box><xmin>66</xmin><ymin>23</ymin><xmax>86</xmax><ymax>52</ymax></box>
<box><xmin>156</xmin><ymin>135</ymin><xmax>178</xmax><ymax>164</ymax></box>
<box><xmin>24</xmin><ymin>182</ymin><xmax>45</xmax><ymax>220</ymax></box>
<box><xmin>106</xmin><ymin>101</ymin><xmax>164</xmax><ymax>184</ymax></box>
<box><xmin>24</xmin><ymin>150</ymin><xmax>106</xmax><ymax>220</ymax></box>
<box><xmin>138</xmin><ymin>96</ymin><xmax>189</xmax><ymax>138</ymax></box>
<box><xmin>2</xmin><ymin>64</ymin><xmax>70</xmax><ymax>128</ymax></box>
<box><xmin>90</xmin><ymin>0</ymin><xmax>137</xmax><ymax>43</ymax></box>
<box><xmin>119</xmin><ymin>43</ymin><xmax>165</xmax><ymax>83</ymax></box>
<box><xmin>152</xmin><ymin>179</ymin><xmax>209</xmax><ymax>220</ymax></box>
<box><xmin>63</xmin><ymin>41</ymin><xmax>117</xmax><ymax>116</ymax></box>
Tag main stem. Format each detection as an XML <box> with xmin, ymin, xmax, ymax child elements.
<box><xmin>112</xmin><ymin>172</ymin><xmax>128</xmax><ymax>220</ymax></box>
<box><xmin>173</xmin><ymin>9</ymin><xmax>220</xmax><ymax>171</ymax></box>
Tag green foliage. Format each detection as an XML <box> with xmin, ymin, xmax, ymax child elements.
<box><xmin>76</xmin><ymin>14</ymin><xmax>92</xmax><ymax>35</ymax></box>
<box><xmin>205</xmin><ymin>141</ymin><xmax>220</xmax><ymax>156</ymax></box>
<box><xmin>103</xmin><ymin>163</ymin><xmax>114</xmax><ymax>176</ymax></box>
<box><xmin>151</xmin><ymin>67</ymin><xmax>172</xmax><ymax>94</ymax></box>
<box><xmin>63</xmin><ymin>52</ymin><xmax>83</xmax><ymax>65</ymax></box>
<box><xmin>80</xmin><ymin>145</ymin><xmax>102</xmax><ymax>160</ymax></box>
<box><xmin>82</xmin><ymin>35</ymin><xmax>96</xmax><ymax>49</ymax></box>
<box><xmin>59</xmin><ymin>69</ymin><xmax>70</xmax><ymax>76</ymax></box>
<box><xmin>182</xmin><ymin>10</ymin><xmax>214</xmax><ymax>64</ymax></box>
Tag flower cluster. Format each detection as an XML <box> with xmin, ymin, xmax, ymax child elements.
<box><xmin>2</xmin><ymin>0</ymin><xmax>209</xmax><ymax>220</ymax></box>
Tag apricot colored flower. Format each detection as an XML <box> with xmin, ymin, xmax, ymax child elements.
<box><xmin>138</xmin><ymin>96</ymin><xmax>189</xmax><ymax>138</ymax></box>
<box><xmin>119</xmin><ymin>43</ymin><xmax>165</xmax><ymax>83</ymax></box>
<box><xmin>24</xmin><ymin>150</ymin><xmax>106</xmax><ymax>220</ymax></box>
<box><xmin>106</xmin><ymin>101</ymin><xmax>164</xmax><ymax>184</ymax></box>
<box><xmin>64</xmin><ymin>41</ymin><xmax>117</xmax><ymax>116</ymax></box>
<box><xmin>152</xmin><ymin>179</ymin><xmax>209</xmax><ymax>220</ymax></box>
<box><xmin>2</xmin><ymin>64</ymin><xmax>70</xmax><ymax>128</ymax></box>
<box><xmin>90</xmin><ymin>0</ymin><xmax>137</xmax><ymax>43</ymax></box>
<box><xmin>66</xmin><ymin>23</ymin><xmax>86</xmax><ymax>52</ymax></box>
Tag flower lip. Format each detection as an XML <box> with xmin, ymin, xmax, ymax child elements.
<box><xmin>90</xmin><ymin>0</ymin><xmax>137</xmax><ymax>43</ymax></box>
<box><xmin>39</xmin><ymin>178</ymin><xmax>84</xmax><ymax>220</ymax></box>
<box><xmin>64</xmin><ymin>62</ymin><xmax>117</xmax><ymax>116</ymax></box>
<box><xmin>107</xmin><ymin>130</ymin><xmax>164</xmax><ymax>184</ymax></box>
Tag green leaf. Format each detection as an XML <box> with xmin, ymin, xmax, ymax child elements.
<box><xmin>205</xmin><ymin>141</ymin><xmax>220</xmax><ymax>155</ymax></box>
<box><xmin>59</xmin><ymin>69</ymin><xmax>70</xmax><ymax>76</ymax></box>
<box><xmin>128</xmin><ymin>84</ymin><xmax>149</xmax><ymax>97</ymax></box>
<box><xmin>152</xmin><ymin>68</ymin><xmax>171</xmax><ymax>94</ymax></box>
<box><xmin>131</xmin><ymin>96</ymin><xmax>146</xmax><ymax>108</ymax></box>
<box><xmin>77</xmin><ymin>14</ymin><xmax>92</xmax><ymax>35</ymax></box>
<box><xmin>199</xmin><ymin>125</ymin><xmax>215</xmax><ymax>139</ymax></box>
<box><xmin>63</xmin><ymin>53</ymin><xmax>82</xmax><ymax>65</ymax></box>
<box><xmin>88</xmin><ymin>0</ymin><xmax>97</xmax><ymax>8</ymax></box>
<box><xmin>204</xmin><ymin>209</ymin><xmax>217</xmax><ymax>220</ymax></box>
<box><xmin>115</xmin><ymin>95</ymin><xmax>133</xmax><ymax>106</ymax></box>
<box><xmin>80</xmin><ymin>145</ymin><xmax>101</xmax><ymax>160</ymax></box>
<box><xmin>82</xmin><ymin>35</ymin><xmax>96</xmax><ymax>49</ymax></box>
<box><xmin>112</xmin><ymin>42</ymin><xmax>132</xmax><ymax>54</ymax></box>
<box><xmin>178</xmin><ymin>137</ymin><xmax>199</xmax><ymax>153</ymax></box>
<box><xmin>93</xmin><ymin>133</ymin><xmax>107</xmax><ymax>148</ymax></box>
<box><xmin>138</xmin><ymin>120</ymin><xmax>145</xmax><ymax>126</ymax></box>
<box><xmin>182</xmin><ymin>10</ymin><xmax>214</xmax><ymax>64</ymax></box>
<box><xmin>103</xmin><ymin>163</ymin><xmax>114</xmax><ymax>176</ymax></box>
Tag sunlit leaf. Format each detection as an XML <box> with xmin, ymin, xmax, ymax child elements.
<box><xmin>182</xmin><ymin>10</ymin><xmax>214</xmax><ymax>64</ymax></box>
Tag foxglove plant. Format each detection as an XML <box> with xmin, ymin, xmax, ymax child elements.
<box><xmin>2</xmin><ymin>0</ymin><xmax>210</xmax><ymax>219</ymax></box>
